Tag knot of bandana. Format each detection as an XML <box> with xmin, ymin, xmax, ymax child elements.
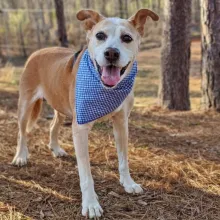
<box><xmin>75</xmin><ymin>50</ymin><xmax>137</xmax><ymax>124</ymax></box>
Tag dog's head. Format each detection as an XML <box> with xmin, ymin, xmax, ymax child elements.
<box><xmin>76</xmin><ymin>9</ymin><xmax>159</xmax><ymax>88</ymax></box>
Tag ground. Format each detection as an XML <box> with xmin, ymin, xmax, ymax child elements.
<box><xmin>0</xmin><ymin>42</ymin><xmax>220</xmax><ymax>220</ymax></box>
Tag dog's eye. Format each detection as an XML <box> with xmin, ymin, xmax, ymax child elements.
<box><xmin>121</xmin><ymin>34</ymin><xmax>133</xmax><ymax>43</ymax></box>
<box><xmin>96</xmin><ymin>32</ymin><xmax>107</xmax><ymax>41</ymax></box>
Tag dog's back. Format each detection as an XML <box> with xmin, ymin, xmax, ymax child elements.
<box><xmin>19</xmin><ymin>47</ymin><xmax>76</xmax><ymax>120</ymax></box>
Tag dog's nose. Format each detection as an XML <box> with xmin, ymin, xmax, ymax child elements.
<box><xmin>104</xmin><ymin>47</ymin><xmax>120</xmax><ymax>62</ymax></box>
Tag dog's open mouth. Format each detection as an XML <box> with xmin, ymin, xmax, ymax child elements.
<box><xmin>96</xmin><ymin>61</ymin><xmax>129</xmax><ymax>87</ymax></box>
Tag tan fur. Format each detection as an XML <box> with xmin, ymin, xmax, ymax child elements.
<box><xmin>76</xmin><ymin>10</ymin><xmax>104</xmax><ymax>30</ymax></box>
<box><xmin>12</xmin><ymin>47</ymin><xmax>86</xmax><ymax>167</ymax></box>
<box><xmin>13</xmin><ymin>9</ymin><xmax>159</xmax><ymax>218</ymax></box>
<box><xmin>27</xmin><ymin>99</ymin><xmax>42</xmax><ymax>133</ymax></box>
<box><xmin>128</xmin><ymin>9</ymin><xmax>159</xmax><ymax>36</ymax></box>
<box><xmin>19</xmin><ymin>46</ymin><xmax>86</xmax><ymax>123</ymax></box>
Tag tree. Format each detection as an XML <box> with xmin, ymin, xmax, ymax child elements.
<box><xmin>119</xmin><ymin>0</ymin><xmax>124</xmax><ymax>18</ymax></box>
<box><xmin>101</xmin><ymin>0</ymin><xmax>108</xmax><ymax>16</ymax></box>
<box><xmin>136</xmin><ymin>0</ymin><xmax>141</xmax><ymax>10</ymax></box>
<box><xmin>85</xmin><ymin>0</ymin><xmax>90</xmax><ymax>8</ymax></box>
<box><xmin>124</xmin><ymin>0</ymin><xmax>128</xmax><ymax>18</ymax></box>
<box><xmin>159</xmin><ymin>0</ymin><xmax>191</xmax><ymax>110</ymax></box>
<box><xmin>38</xmin><ymin>0</ymin><xmax>50</xmax><ymax>45</ymax></box>
<box><xmin>54</xmin><ymin>0</ymin><xmax>68</xmax><ymax>47</ymax></box>
<box><xmin>201</xmin><ymin>0</ymin><xmax>220</xmax><ymax>111</ymax></box>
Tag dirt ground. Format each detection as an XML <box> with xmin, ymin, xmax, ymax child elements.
<box><xmin>0</xmin><ymin>42</ymin><xmax>220</xmax><ymax>220</ymax></box>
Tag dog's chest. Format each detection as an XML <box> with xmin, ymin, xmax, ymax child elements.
<box><xmin>96</xmin><ymin>103</ymin><xmax>124</xmax><ymax>122</ymax></box>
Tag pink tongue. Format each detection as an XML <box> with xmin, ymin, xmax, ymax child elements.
<box><xmin>101</xmin><ymin>66</ymin><xmax>120</xmax><ymax>86</ymax></box>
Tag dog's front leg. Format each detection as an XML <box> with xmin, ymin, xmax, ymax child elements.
<box><xmin>113</xmin><ymin>111</ymin><xmax>143</xmax><ymax>194</ymax></box>
<box><xmin>72</xmin><ymin>122</ymin><xmax>103</xmax><ymax>218</ymax></box>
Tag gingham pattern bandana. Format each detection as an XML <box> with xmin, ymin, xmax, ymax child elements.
<box><xmin>76</xmin><ymin>49</ymin><xmax>137</xmax><ymax>124</ymax></box>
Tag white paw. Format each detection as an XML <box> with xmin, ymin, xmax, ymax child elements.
<box><xmin>120</xmin><ymin>176</ymin><xmax>143</xmax><ymax>194</ymax></box>
<box><xmin>82</xmin><ymin>199</ymin><xmax>103</xmax><ymax>219</ymax></box>
<box><xmin>12</xmin><ymin>148</ymin><xmax>29</xmax><ymax>166</ymax></box>
<box><xmin>123</xmin><ymin>183</ymin><xmax>143</xmax><ymax>194</ymax></box>
<box><xmin>50</xmin><ymin>146</ymin><xmax>68</xmax><ymax>157</ymax></box>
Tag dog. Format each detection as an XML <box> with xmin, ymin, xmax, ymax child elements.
<box><xmin>12</xmin><ymin>9</ymin><xmax>159</xmax><ymax>218</ymax></box>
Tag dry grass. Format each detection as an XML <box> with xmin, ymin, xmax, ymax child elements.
<box><xmin>0</xmin><ymin>41</ymin><xmax>220</xmax><ymax>220</ymax></box>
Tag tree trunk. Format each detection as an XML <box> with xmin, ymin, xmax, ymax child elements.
<box><xmin>101</xmin><ymin>0</ymin><xmax>107</xmax><ymax>16</ymax></box>
<box><xmin>124</xmin><ymin>0</ymin><xmax>129</xmax><ymax>18</ymax></box>
<box><xmin>3</xmin><ymin>11</ymin><xmax>10</xmax><ymax>57</ymax></box>
<box><xmin>192</xmin><ymin>0</ymin><xmax>200</xmax><ymax>26</ymax></box>
<box><xmin>47</xmin><ymin>1</ymin><xmax>54</xmax><ymax>28</ymax></box>
<box><xmin>85</xmin><ymin>0</ymin><xmax>90</xmax><ymax>8</ymax></box>
<box><xmin>201</xmin><ymin>0</ymin><xmax>220</xmax><ymax>111</ymax></box>
<box><xmin>136</xmin><ymin>0</ymin><xmax>140</xmax><ymax>10</ymax></box>
<box><xmin>35</xmin><ymin>15</ymin><xmax>42</xmax><ymax>49</ymax></box>
<box><xmin>119</xmin><ymin>0</ymin><xmax>124</xmax><ymax>18</ymax></box>
<box><xmin>19</xmin><ymin>21</ymin><xmax>27</xmax><ymax>57</ymax></box>
<box><xmin>159</xmin><ymin>0</ymin><xmax>191</xmax><ymax>110</ymax></box>
<box><xmin>38</xmin><ymin>0</ymin><xmax>50</xmax><ymax>45</ymax></box>
<box><xmin>54</xmin><ymin>0</ymin><xmax>68</xmax><ymax>47</ymax></box>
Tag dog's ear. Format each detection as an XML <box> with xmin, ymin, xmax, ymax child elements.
<box><xmin>128</xmin><ymin>9</ymin><xmax>159</xmax><ymax>36</ymax></box>
<box><xmin>76</xmin><ymin>9</ymin><xmax>104</xmax><ymax>30</ymax></box>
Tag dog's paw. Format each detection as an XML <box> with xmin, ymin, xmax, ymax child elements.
<box><xmin>12</xmin><ymin>149</ymin><xmax>29</xmax><ymax>166</ymax></box>
<box><xmin>49</xmin><ymin>145</ymin><xmax>68</xmax><ymax>157</ymax></box>
<box><xmin>82</xmin><ymin>199</ymin><xmax>103</xmax><ymax>219</ymax></box>
<box><xmin>120</xmin><ymin>176</ymin><xmax>143</xmax><ymax>194</ymax></box>
<box><xmin>123</xmin><ymin>183</ymin><xmax>143</xmax><ymax>194</ymax></box>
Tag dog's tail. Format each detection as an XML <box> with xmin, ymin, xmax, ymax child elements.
<box><xmin>26</xmin><ymin>99</ymin><xmax>43</xmax><ymax>133</ymax></box>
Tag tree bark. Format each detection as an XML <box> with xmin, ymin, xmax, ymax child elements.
<box><xmin>85</xmin><ymin>0</ymin><xmax>90</xmax><ymax>8</ymax></box>
<box><xmin>35</xmin><ymin>15</ymin><xmax>42</xmax><ymax>49</ymax></box>
<box><xmin>119</xmin><ymin>0</ymin><xmax>124</xmax><ymax>18</ymax></box>
<box><xmin>124</xmin><ymin>0</ymin><xmax>129</xmax><ymax>18</ymax></box>
<box><xmin>47</xmin><ymin>1</ymin><xmax>54</xmax><ymax>28</ymax></box>
<box><xmin>192</xmin><ymin>0</ymin><xmax>200</xmax><ymax>26</ymax></box>
<box><xmin>201</xmin><ymin>0</ymin><xmax>220</xmax><ymax>111</ymax></box>
<box><xmin>101</xmin><ymin>0</ymin><xmax>107</xmax><ymax>16</ymax></box>
<box><xmin>136</xmin><ymin>0</ymin><xmax>140</xmax><ymax>10</ymax></box>
<box><xmin>159</xmin><ymin>0</ymin><xmax>191</xmax><ymax>110</ymax></box>
<box><xmin>19</xmin><ymin>21</ymin><xmax>27</xmax><ymax>57</ymax></box>
<box><xmin>54</xmin><ymin>0</ymin><xmax>68</xmax><ymax>47</ymax></box>
<box><xmin>38</xmin><ymin>0</ymin><xmax>50</xmax><ymax>45</ymax></box>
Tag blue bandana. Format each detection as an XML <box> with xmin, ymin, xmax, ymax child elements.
<box><xmin>75</xmin><ymin>50</ymin><xmax>137</xmax><ymax>124</ymax></box>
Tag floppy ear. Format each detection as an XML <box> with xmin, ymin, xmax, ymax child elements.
<box><xmin>128</xmin><ymin>9</ymin><xmax>159</xmax><ymax>37</ymax></box>
<box><xmin>76</xmin><ymin>9</ymin><xmax>104</xmax><ymax>30</ymax></box>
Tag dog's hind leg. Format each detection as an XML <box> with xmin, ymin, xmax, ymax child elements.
<box><xmin>112</xmin><ymin>110</ymin><xmax>143</xmax><ymax>194</ymax></box>
<box><xmin>48</xmin><ymin>110</ymin><xmax>68</xmax><ymax>157</ymax></box>
<box><xmin>12</xmin><ymin>94</ymin><xmax>42</xmax><ymax>166</ymax></box>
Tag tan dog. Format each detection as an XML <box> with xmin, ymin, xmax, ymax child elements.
<box><xmin>12</xmin><ymin>9</ymin><xmax>159</xmax><ymax>218</ymax></box>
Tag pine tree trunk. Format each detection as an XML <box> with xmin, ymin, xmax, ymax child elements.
<box><xmin>136</xmin><ymin>0</ymin><xmax>140</xmax><ymax>9</ymax></box>
<box><xmin>19</xmin><ymin>21</ymin><xmax>27</xmax><ymax>57</ymax></box>
<box><xmin>201</xmin><ymin>0</ymin><xmax>220</xmax><ymax>111</ymax></box>
<box><xmin>38</xmin><ymin>0</ymin><xmax>50</xmax><ymax>45</ymax></box>
<box><xmin>159</xmin><ymin>0</ymin><xmax>191</xmax><ymax>110</ymax></box>
<box><xmin>124</xmin><ymin>0</ymin><xmax>129</xmax><ymax>18</ymax></box>
<box><xmin>101</xmin><ymin>0</ymin><xmax>107</xmax><ymax>16</ymax></box>
<box><xmin>54</xmin><ymin>0</ymin><xmax>68</xmax><ymax>47</ymax></box>
<box><xmin>47</xmin><ymin>1</ymin><xmax>54</xmax><ymax>28</ymax></box>
<box><xmin>84</xmin><ymin>0</ymin><xmax>90</xmax><ymax>8</ymax></box>
<box><xmin>35</xmin><ymin>15</ymin><xmax>42</xmax><ymax>49</ymax></box>
<box><xmin>119</xmin><ymin>0</ymin><xmax>124</xmax><ymax>18</ymax></box>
